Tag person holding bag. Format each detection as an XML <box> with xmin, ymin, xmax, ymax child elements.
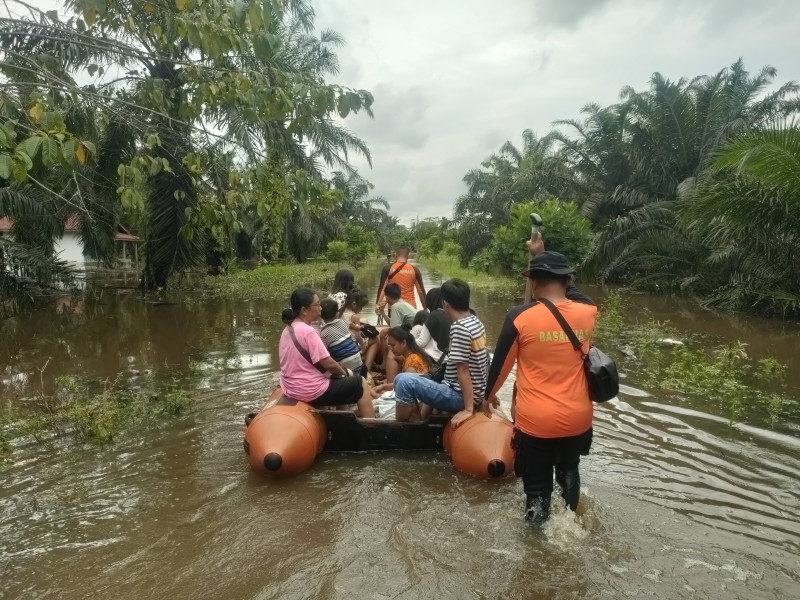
<box><xmin>279</xmin><ymin>288</ymin><xmax>376</xmax><ymax>417</ymax></box>
<box><xmin>484</xmin><ymin>251</ymin><xmax>597</xmax><ymax>527</ymax></box>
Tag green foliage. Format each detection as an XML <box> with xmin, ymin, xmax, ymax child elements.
<box><xmin>423</xmin><ymin>254</ymin><xmax>521</xmax><ymax>294</ymax></box>
<box><xmin>578</xmin><ymin>61</ymin><xmax>797</xmax><ymax>287</ymax></box>
<box><xmin>324</xmin><ymin>171</ymin><xmax>404</xmax><ymax>255</ymax></box>
<box><xmin>63</xmin><ymin>388</ymin><xmax>123</xmax><ymax>444</ymax></box>
<box><xmin>628</xmin><ymin>319</ymin><xmax>679</xmax><ymax>357</ymax></box>
<box><xmin>487</xmin><ymin>199</ymin><xmax>593</xmax><ymax>274</ymax></box>
<box><xmin>442</xmin><ymin>241</ymin><xmax>461</xmax><ymax>261</ymax></box>
<box><xmin>662</xmin><ymin>345</ymin><xmax>750</xmax><ymax>423</ymax></box>
<box><xmin>682</xmin><ymin>127</ymin><xmax>800</xmax><ymax>314</ymax></box>
<box><xmin>325</xmin><ymin>240</ymin><xmax>348</xmax><ymax>265</ymax></box>
<box><xmin>195</xmin><ymin>259</ymin><xmax>360</xmax><ymax>300</ymax></box>
<box><xmin>417</xmin><ymin>237</ymin><xmax>441</xmax><ymax>259</ymax></box>
<box><xmin>413</xmin><ymin>217</ymin><xmax>453</xmax><ymax>260</ymax></box>
<box><xmin>0</xmin><ymin>0</ymin><xmax>376</xmax><ymax>293</ymax></box>
<box><xmin>162</xmin><ymin>388</ymin><xmax>192</xmax><ymax>415</ymax></box>
<box><xmin>453</xmin><ymin>129</ymin><xmax>572</xmax><ymax>263</ymax></box>
<box><xmin>0</xmin><ymin>373</ymin><xmax>195</xmax><ymax>453</ymax></box>
<box><xmin>593</xmin><ymin>290</ymin><xmax>626</xmax><ymax>342</ymax></box>
<box><xmin>449</xmin><ymin>60</ymin><xmax>800</xmax><ymax>315</ymax></box>
<box><xmin>617</xmin><ymin>319</ymin><xmax>797</xmax><ymax>426</ymax></box>
<box><xmin>467</xmin><ymin>248</ymin><xmax>493</xmax><ymax>274</ymax></box>
<box><xmin>754</xmin><ymin>357</ymin><xmax>787</xmax><ymax>382</ymax></box>
<box><xmin>341</xmin><ymin>223</ymin><xmax>377</xmax><ymax>268</ymax></box>
<box><xmin>0</xmin><ymin>427</ymin><xmax>10</xmax><ymax>465</ymax></box>
<box><xmin>0</xmin><ymin>237</ymin><xmax>77</xmax><ymax>317</ymax></box>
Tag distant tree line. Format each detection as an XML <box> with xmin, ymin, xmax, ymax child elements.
<box><xmin>439</xmin><ymin>59</ymin><xmax>800</xmax><ymax>316</ymax></box>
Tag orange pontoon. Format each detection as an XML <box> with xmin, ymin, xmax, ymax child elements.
<box><xmin>243</xmin><ymin>392</ymin><xmax>515</xmax><ymax>479</ymax></box>
<box><xmin>443</xmin><ymin>412</ymin><xmax>515</xmax><ymax>479</ymax></box>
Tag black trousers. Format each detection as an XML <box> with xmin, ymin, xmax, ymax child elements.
<box><xmin>513</xmin><ymin>428</ymin><xmax>593</xmax><ymax>525</ymax></box>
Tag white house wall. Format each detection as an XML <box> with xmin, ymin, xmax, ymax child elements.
<box><xmin>54</xmin><ymin>232</ymin><xmax>86</xmax><ymax>267</ymax></box>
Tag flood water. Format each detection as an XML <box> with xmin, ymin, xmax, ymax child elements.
<box><xmin>1</xmin><ymin>262</ymin><xmax>799</xmax><ymax>599</ymax></box>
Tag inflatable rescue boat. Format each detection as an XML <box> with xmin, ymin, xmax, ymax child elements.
<box><xmin>243</xmin><ymin>392</ymin><xmax>515</xmax><ymax>480</ymax></box>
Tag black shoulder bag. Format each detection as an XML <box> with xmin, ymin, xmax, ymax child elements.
<box><xmin>286</xmin><ymin>324</ymin><xmax>327</xmax><ymax>374</ymax></box>
<box><xmin>424</xmin><ymin>352</ymin><xmax>448</xmax><ymax>383</ymax></box>
<box><xmin>539</xmin><ymin>298</ymin><xmax>619</xmax><ymax>403</ymax></box>
<box><xmin>387</xmin><ymin>261</ymin><xmax>408</xmax><ymax>280</ymax></box>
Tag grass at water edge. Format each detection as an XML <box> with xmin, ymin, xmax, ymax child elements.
<box><xmin>421</xmin><ymin>256</ymin><xmax>522</xmax><ymax>293</ymax></box>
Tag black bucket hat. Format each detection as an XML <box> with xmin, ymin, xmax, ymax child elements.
<box><xmin>522</xmin><ymin>251</ymin><xmax>574</xmax><ymax>277</ymax></box>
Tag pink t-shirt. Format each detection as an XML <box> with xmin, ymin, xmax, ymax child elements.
<box><xmin>279</xmin><ymin>321</ymin><xmax>330</xmax><ymax>401</ymax></box>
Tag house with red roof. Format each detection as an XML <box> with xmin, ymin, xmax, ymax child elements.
<box><xmin>0</xmin><ymin>216</ymin><xmax>140</xmax><ymax>270</ymax></box>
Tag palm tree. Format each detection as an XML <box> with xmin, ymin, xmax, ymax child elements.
<box><xmin>0</xmin><ymin>0</ymin><xmax>374</xmax><ymax>289</ymax></box>
<box><xmin>578</xmin><ymin>60</ymin><xmax>799</xmax><ymax>283</ymax></box>
<box><xmin>330</xmin><ymin>171</ymin><xmax>389</xmax><ymax>221</ymax></box>
<box><xmin>550</xmin><ymin>102</ymin><xmax>633</xmax><ymax>224</ymax></box>
<box><xmin>453</xmin><ymin>129</ymin><xmax>566</xmax><ymax>262</ymax></box>
<box><xmin>682</xmin><ymin>126</ymin><xmax>800</xmax><ymax>314</ymax></box>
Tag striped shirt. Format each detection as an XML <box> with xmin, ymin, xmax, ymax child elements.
<box><xmin>445</xmin><ymin>314</ymin><xmax>490</xmax><ymax>407</ymax></box>
<box><xmin>320</xmin><ymin>319</ymin><xmax>363</xmax><ymax>372</ymax></box>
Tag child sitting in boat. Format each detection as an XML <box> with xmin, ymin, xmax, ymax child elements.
<box><xmin>341</xmin><ymin>286</ymin><xmax>369</xmax><ymax>349</ymax></box>
<box><xmin>320</xmin><ymin>297</ymin><xmax>365</xmax><ymax>377</ymax></box>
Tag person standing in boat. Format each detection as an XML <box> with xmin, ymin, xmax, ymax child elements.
<box><xmin>484</xmin><ymin>250</ymin><xmax>597</xmax><ymax>526</ymax></box>
<box><xmin>392</xmin><ymin>279</ymin><xmax>489</xmax><ymax>424</ymax></box>
<box><xmin>376</xmin><ymin>245</ymin><xmax>427</xmax><ymax>311</ymax></box>
<box><xmin>279</xmin><ymin>288</ymin><xmax>376</xmax><ymax>417</ymax></box>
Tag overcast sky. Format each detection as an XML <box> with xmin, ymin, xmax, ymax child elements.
<box><xmin>313</xmin><ymin>0</ymin><xmax>800</xmax><ymax>224</ymax></box>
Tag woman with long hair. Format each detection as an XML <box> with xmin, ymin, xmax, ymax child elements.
<box><xmin>371</xmin><ymin>327</ymin><xmax>433</xmax><ymax>395</ymax></box>
<box><xmin>329</xmin><ymin>269</ymin><xmax>356</xmax><ymax>315</ymax></box>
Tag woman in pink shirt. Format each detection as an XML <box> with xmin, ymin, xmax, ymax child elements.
<box><xmin>279</xmin><ymin>288</ymin><xmax>376</xmax><ymax>417</ymax></box>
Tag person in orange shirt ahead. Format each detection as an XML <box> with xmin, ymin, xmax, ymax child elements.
<box><xmin>376</xmin><ymin>245</ymin><xmax>427</xmax><ymax>311</ymax></box>
<box><xmin>484</xmin><ymin>251</ymin><xmax>597</xmax><ymax>526</ymax></box>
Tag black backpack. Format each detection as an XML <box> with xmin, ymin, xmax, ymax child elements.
<box><xmin>538</xmin><ymin>298</ymin><xmax>619</xmax><ymax>403</ymax></box>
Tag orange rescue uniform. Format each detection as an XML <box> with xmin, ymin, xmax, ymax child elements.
<box><xmin>486</xmin><ymin>296</ymin><xmax>597</xmax><ymax>438</ymax></box>
<box><xmin>385</xmin><ymin>261</ymin><xmax>419</xmax><ymax>307</ymax></box>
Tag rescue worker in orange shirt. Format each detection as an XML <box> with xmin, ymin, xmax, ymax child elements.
<box><xmin>484</xmin><ymin>250</ymin><xmax>597</xmax><ymax>526</ymax></box>
<box><xmin>376</xmin><ymin>245</ymin><xmax>427</xmax><ymax>312</ymax></box>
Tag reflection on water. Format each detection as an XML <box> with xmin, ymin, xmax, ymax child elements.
<box><xmin>1</xmin><ymin>261</ymin><xmax>799</xmax><ymax>599</ymax></box>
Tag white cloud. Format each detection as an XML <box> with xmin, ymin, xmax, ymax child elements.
<box><xmin>315</xmin><ymin>0</ymin><xmax>800</xmax><ymax>224</ymax></box>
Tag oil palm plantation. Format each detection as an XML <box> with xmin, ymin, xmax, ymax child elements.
<box><xmin>453</xmin><ymin>129</ymin><xmax>566</xmax><ymax>262</ymax></box>
<box><xmin>682</xmin><ymin>126</ymin><xmax>800</xmax><ymax>313</ymax></box>
<box><xmin>572</xmin><ymin>60</ymin><xmax>799</xmax><ymax>284</ymax></box>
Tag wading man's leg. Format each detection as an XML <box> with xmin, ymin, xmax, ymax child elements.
<box><xmin>553</xmin><ymin>428</ymin><xmax>592</xmax><ymax>512</ymax></box>
<box><xmin>517</xmin><ymin>432</ymin><xmax>556</xmax><ymax>526</ymax></box>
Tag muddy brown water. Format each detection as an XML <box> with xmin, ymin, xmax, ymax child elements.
<box><xmin>1</xmin><ymin>262</ymin><xmax>799</xmax><ymax>599</ymax></box>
